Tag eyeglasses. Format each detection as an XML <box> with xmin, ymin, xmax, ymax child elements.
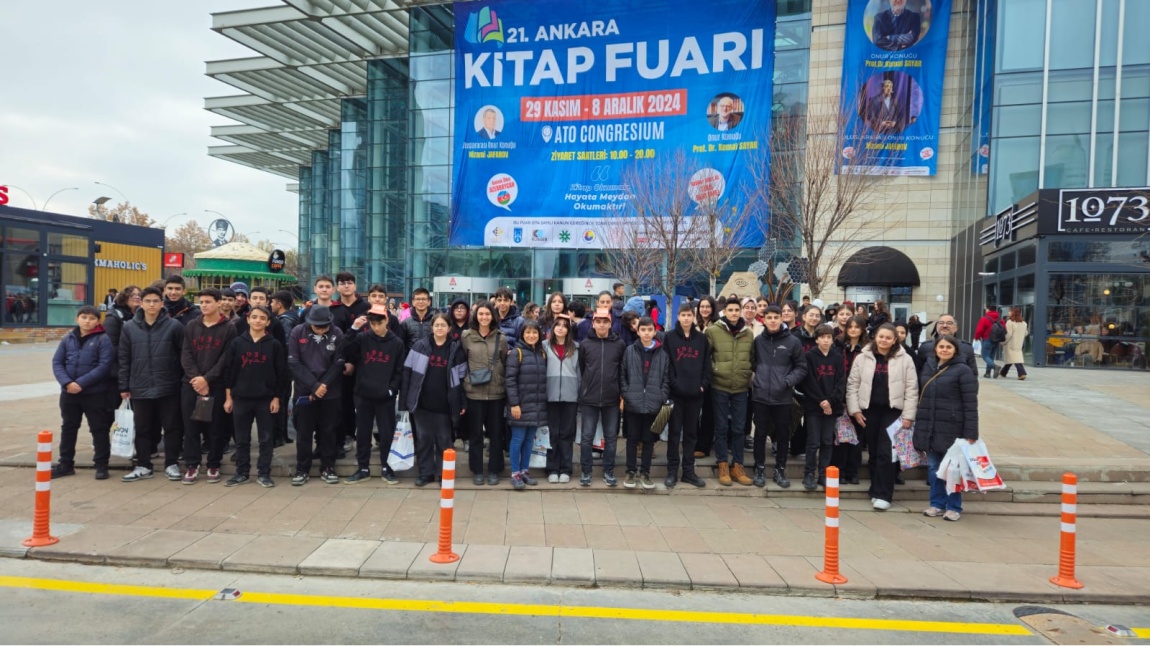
<box><xmin>937</xmin><ymin>321</ymin><xmax>956</xmax><ymax>327</ymax></box>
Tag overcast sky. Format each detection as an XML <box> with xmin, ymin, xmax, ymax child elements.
<box><xmin>0</xmin><ymin>1</ymin><xmax>300</xmax><ymax>248</ymax></box>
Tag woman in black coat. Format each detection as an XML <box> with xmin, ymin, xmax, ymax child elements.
<box><xmin>505</xmin><ymin>320</ymin><xmax>548</xmax><ymax>490</ymax></box>
<box><xmin>913</xmin><ymin>334</ymin><xmax>979</xmax><ymax>522</ymax></box>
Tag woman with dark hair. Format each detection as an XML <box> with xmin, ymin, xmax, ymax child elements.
<box><xmin>620</xmin><ymin>310</ymin><xmax>640</xmax><ymax>347</ymax></box>
<box><xmin>540</xmin><ymin>292</ymin><xmax>569</xmax><ymax>336</ymax></box>
<box><xmin>694</xmin><ymin>296</ymin><xmax>719</xmax><ymax>333</ymax></box>
<box><xmin>915</xmin><ymin>334</ymin><xmax>978</xmax><ymax>522</ymax></box>
<box><xmin>868</xmin><ymin>300</ymin><xmax>890</xmax><ymax>335</ymax></box>
<box><xmin>543</xmin><ymin>314</ymin><xmax>579</xmax><ymax>483</ymax></box>
<box><xmin>693</xmin><ymin>295</ymin><xmax>720</xmax><ymax>459</ymax></box>
<box><xmin>401</xmin><ymin>313</ymin><xmax>468</xmax><ymax>486</ymax></box>
<box><xmin>831</xmin><ymin>315</ymin><xmax>870</xmax><ymax>484</ymax></box>
<box><xmin>907</xmin><ymin>314</ymin><xmax>930</xmax><ymax>353</ymax></box>
<box><xmin>847</xmin><ymin>322</ymin><xmax>918</xmax><ymax>510</ymax></box>
<box><xmin>505</xmin><ymin>320</ymin><xmax>548</xmax><ymax>490</ymax></box>
<box><xmin>1000</xmin><ymin>307</ymin><xmax>1029</xmax><ymax>380</ymax></box>
<box><xmin>522</xmin><ymin>302</ymin><xmax>541</xmax><ymax>323</ymax></box>
<box><xmin>461</xmin><ymin>300</ymin><xmax>510</xmax><ymax>485</ymax></box>
<box><xmin>781</xmin><ymin>300</ymin><xmax>799</xmax><ymax>330</ymax></box>
<box><xmin>895</xmin><ymin>321</ymin><xmax>912</xmax><ymax>354</ymax></box>
<box><xmin>103</xmin><ymin>285</ymin><xmax>141</xmax><ymax>349</ymax></box>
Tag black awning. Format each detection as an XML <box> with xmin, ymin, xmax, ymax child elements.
<box><xmin>837</xmin><ymin>246</ymin><xmax>921</xmax><ymax>287</ymax></box>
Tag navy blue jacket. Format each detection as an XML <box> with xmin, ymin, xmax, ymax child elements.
<box><xmin>52</xmin><ymin>326</ymin><xmax>115</xmax><ymax>394</ymax></box>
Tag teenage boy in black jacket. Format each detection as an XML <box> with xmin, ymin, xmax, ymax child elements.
<box><xmin>751</xmin><ymin>305</ymin><xmax>807</xmax><ymax>489</ymax></box>
<box><xmin>343</xmin><ymin>304</ymin><xmax>406</xmax><ymax>484</ymax></box>
<box><xmin>179</xmin><ymin>288</ymin><xmax>238</xmax><ymax>485</ymax></box>
<box><xmin>223</xmin><ymin>306</ymin><xmax>288</xmax><ymax>488</ymax></box>
<box><xmin>620</xmin><ymin>317</ymin><xmax>671</xmax><ymax>490</ymax></box>
<box><xmin>287</xmin><ymin>304</ymin><xmax>345</xmax><ymax>485</ymax></box>
<box><xmin>577</xmin><ymin>307</ymin><xmax>627</xmax><ymax>487</ymax></box>
<box><xmin>800</xmin><ymin>324</ymin><xmax>846</xmax><ymax>490</ymax></box>
<box><xmin>662</xmin><ymin>302</ymin><xmax>711</xmax><ymax>488</ymax></box>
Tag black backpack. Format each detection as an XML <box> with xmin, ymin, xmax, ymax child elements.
<box><xmin>989</xmin><ymin>318</ymin><xmax>1007</xmax><ymax>344</ymax></box>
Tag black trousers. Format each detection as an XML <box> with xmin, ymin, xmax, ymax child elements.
<box><xmin>59</xmin><ymin>391</ymin><xmax>114</xmax><ymax>467</ymax></box>
<box><xmin>274</xmin><ymin>384</ymin><xmax>292</xmax><ymax>443</ymax></box>
<box><xmin>294</xmin><ymin>396</ymin><xmax>341</xmax><ymax>472</ymax></box>
<box><xmin>355</xmin><ymin>395</ymin><xmax>396</xmax><ymax>471</ymax></box>
<box><xmin>466</xmin><ymin>397</ymin><xmax>506</xmax><ymax>475</ymax></box>
<box><xmin>667</xmin><ymin>395</ymin><xmax>702</xmax><ymax>477</ymax></box>
<box><xmin>696</xmin><ymin>393</ymin><xmax>715</xmax><ymax>456</ymax></box>
<box><xmin>1000</xmin><ymin>363</ymin><xmax>1028</xmax><ymax>377</ymax></box>
<box><xmin>863</xmin><ymin>406</ymin><xmax>903</xmax><ymax>503</ymax></box>
<box><xmin>789</xmin><ymin>398</ymin><xmax>807</xmax><ymax>457</ymax></box>
<box><xmin>341</xmin><ymin>375</ymin><xmax>357</xmax><ymax>439</ymax></box>
<box><xmin>413</xmin><ymin>409</ymin><xmax>454</xmax><ymax>479</ymax></box>
<box><xmin>232</xmin><ymin>397</ymin><xmax>274</xmax><ymax>477</ymax></box>
<box><xmin>131</xmin><ymin>394</ymin><xmax>181</xmax><ymax>471</ymax></box>
<box><xmin>546</xmin><ymin>401</ymin><xmax>578</xmax><ymax>476</ymax></box>
<box><xmin>182</xmin><ymin>383</ymin><xmax>228</xmax><ymax>470</ymax></box>
<box><xmin>753</xmin><ymin>402</ymin><xmax>793</xmax><ymax>470</ymax></box>
<box><xmin>803</xmin><ymin>413</ymin><xmax>836</xmax><ymax>478</ymax></box>
<box><xmin>624</xmin><ymin>411</ymin><xmax>659</xmax><ymax>474</ymax></box>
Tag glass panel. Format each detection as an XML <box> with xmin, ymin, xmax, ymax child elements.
<box><xmin>1045</xmin><ymin>102</ymin><xmax>1092</xmax><ymax>135</ymax></box>
<box><xmin>1018</xmin><ymin>245</ymin><xmax>1037</xmax><ymax>267</ymax></box>
<box><xmin>1000</xmin><ymin>278</ymin><xmax>1016</xmax><ymax>305</ymax></box>
<box><xmin>1099</xmin><ymin>0</ymin><xmax>1121</xmax><ymax>67</ymax></box>
<box><xmin>413</xmin><ymin>109</ymin><xmax>451</xmax><ymax>138</ymax></box>
<box><xmin>46</xmin><ymin>261</ymin><xmax>88</xmax><ymax>326</ymax></box>
<box><xmin>985</xmin><ymin>281</ymin><xmax>998</xmax><ymax>308</ymax></box>
<box><xmin>1043</xmin><ymin>134</ymin><xmax>1090</xmax><ymax>188</ymax></box>
<box><xmin>1000</xmin><ymin>251</ymin><xmax>1017</xmax><ymax>272</ymax></box>
<box><xmin>1047</xmin><ymin>70</ymin><xmax>1096</xmax><ymax>102</ymax></box>
<box><xmin>992</xmin><ymin>104</ymin><xmax>1042</xmax><ymax>137</ymax></box>
<box><xmin>1093</xmin><ymin>131</ymin><xmax>1115</xmax><ymax>186</ymax></box>
<box><xmin>994</xmin><ymin>72</ymin><xmax>1043</xmax><ymax>105</ymax></box>
<box><xmin>1122</xmin><ymin>67</ymin><xmax>1150</xmax><ymax>98</ymax></box>
<box><xmin>1118</xmin><ymin>97</ymin><xmax>1150</xmax><ymax>132</ymax></box>
<box><xmin>1047</xmin><ymin>273</ymin><xmax>1150</xmax><ymax>369</ymax></box>
<box><xmin>1123</xmin><ymin>1</ymin><xmax>1150</xmax><ymax>66</ymax></box>
<box><xmin>3</xmin><ymin>227</ymin><xmax>40</xmax><ymax>252</ymax></box>
<box><xmin>412</xmin><ymin>80</ymin><xmax>450</xmax><ymax>110</ymax></box>
<box><xmin>1049</xmin><ymin>0</ymin><xmax>1096</xmax><ymax>70</ymax></box>
<box><xmin>774</xmin><ymin>50</ymin><xmax>809</xmax><ymax>85</ymax></box>
<box><xmin>1047</xmin><ymin>240</ymin><xmax>1150</xmax><ymax>263</ymax></box>
<box><xmin>4</xmin><ymin>253</ymin><xmax>40</xmax><ymax>324</ymax></box>
<box><xmin>997</xmin><ymin>0</ymin><xmax>1046</xmax><ymax>72</ymax></box>
<box><xmin>985</xmin><ymin>256</ymin><xmax>999</xmax><ymax>273</ymax></box>
<box><xmin>47</xmin><ymin>232</ymin><xmax>88</xmax><ymax>257</ymax></box>
<box><xmin>775</xmin><ymin>17</ymin><xmax>811</xmax><ymax>49</ymax></box>
<box><xmin>989</xmin><ymin>136</ymin><xmax>1040</xmax><ymax>213</ymax></box>
<box><xmin>1115</xmin><ymin>133</ymin><xmax>1149</xmax><ymax>187</ymax></box>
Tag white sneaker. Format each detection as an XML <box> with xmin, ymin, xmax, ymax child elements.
<box><xmin>559</xmin><ymin>474</ymin><xmax>570</xmax><ymax>484</ymax></box>
<box><xmin>548</xmin><ymin>473</ymin><xmax>559</xmax><ymax>484</ymax></box>
<box><xmin>164</xmin><ymin>465</ymin><xmax>181</xmax><ymax>481</ymax></box>
<box><xmin>873</xmin><ymin>499</ymin><xmax>891</xmax><ymax>511</ymax></box>
<box><xmin>121</xmin><ymin>466</ymin><xmax>153</xmax><ymax>482</ymax></box>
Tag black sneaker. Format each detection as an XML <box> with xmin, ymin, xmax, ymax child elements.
<box><xmin>845</xmin><ymin>476</ymin><xmax>860</xmax><ymax>485</ymax></box>
<box><xmin>225</xmin><ymin>474</ymin><xmax>250</xmax><ymax>487</ymax></box>
<box><xmin>603</xmin><ymin>471</ymin><xmax>617</xmax><ymax>487</ymax></box>
<box><xmin>895</xmin><ymin>473</ymin><xmax>906</xmax><ymax>485</ymax></box>
<box><xmin>321</xmin><ymin>468</ymin><xmax>340</xmax><ymax>484</ymax></box>
<box><xmin>473</xmin><ymin>474</ymin><xmax>485</xmax><ymax>486</ymax></box>
<box><xmin>623</xmin><ymin>471</ymin><xmax>637</xmax><ymax>489</ymax></box>
<box><xmin>291</xmin><ymin>471</ymin><xmax>309</xmax><ymax>486</ymax></box>
<box><xmin>486</xmin><ymin>473</ymin><xmax>499</xmax><ymax>486</ymax></box>
<box><xmin>773</xmin><ymin>467</ymin><xmax>791</xmax><ymax>489</ymax></box>
<box><xmin>94</xmin><ymin>466</ymin><xmax>109</xmax><ymax>480</ymax></box>
<box><xmin>681</xmin><ymin>473</ymin><xmax>706</xmax><ymax>488</ymax></box>
<box><xmin>664</xmin><ymin>474</ymin><xmax>678</xmax><ymax>488</ymax></box>
<box><xmin>257</xmin><ymin>475</ymin><xmax>275</xmax><ymax>488</ymax></box>
<box><xmin>802</xmin><ymin>473</ymin><xmax>817</xmax><ymax>490</ymax></box>
<box><xmin>579</xmin><ymin>473</ymin><xmax>592</xmax><ymax>487</ymax></box>
<box><xmin>345</xmin><ymin>469</ymin><xmax>371</xmax><ymax>484</ymax></box>
<box><xmin>752</xmin><ymin>465</ymin><xmax>766</xmax><ymax>488</ymax></box>
<box><xmin>382</xmin><ymin>467</ymin><xmax>398</xmax><ymax>485</ymax></box>
<box><xmin>51</xmin><ymin>463</ymin><xmax>76</xmax><ymax>479</ymax></box>
<box><xmin>415</xmin><ymin>475</ymin><xmax>432</xmax><ymax>487</ymax></box>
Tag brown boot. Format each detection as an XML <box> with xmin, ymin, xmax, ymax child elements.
<box><xmin>731</xmin><ymin>463</ymin><xmax>753</xmax><ymax>486</ymax></box>
<box><xmin>718</xmin><ymin>461</ymin><xmax>732</xmax><ymax>486</ymax></box>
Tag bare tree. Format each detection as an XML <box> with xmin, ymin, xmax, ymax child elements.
<box><xmin>88</xmin><ymin>202</ymin><xmax>154</xmax><ymax>227</ymax></box>
<box><xmin>748</xmin><ymin>95</ymin><xmax>901</xmax><ymax>300</ymax></box>
<box><xmin>165</xmin><ymin>220</ymin><xmax>213</xmax><ymax>270</ymax></box>
<box><xmin>597</xmin><ymin>218</ymin><xmax>661</xmax><ymax>300</ymax></box>
<box><xmin>691</xmin><ymin>198</ymin><xmax>757</xmax><ymax>296</ymax></box>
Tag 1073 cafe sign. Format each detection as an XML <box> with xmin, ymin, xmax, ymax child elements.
<box><xmin>1053</xmin><ymin>188</ymin><xmax>1150</xmax><ymax>234</ymax></box>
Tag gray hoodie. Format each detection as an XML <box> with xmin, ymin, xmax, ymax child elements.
<box><xmin>543</xmin><ymin>339</ymin><xmax>580</xmax><ymax>403</ymax></box>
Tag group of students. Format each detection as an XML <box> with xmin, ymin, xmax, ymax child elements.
<box><xmin>50</xmin><ymin>276</ymin><xmax>982</xmax><ymax>518</ymax></box>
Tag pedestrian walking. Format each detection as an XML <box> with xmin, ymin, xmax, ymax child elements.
<box><xmin>999</xmin><ymin>307</ymin><xmax>1029</xmax><ymax>380</ymax></box>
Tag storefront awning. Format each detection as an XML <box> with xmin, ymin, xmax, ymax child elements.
<box><xmin>837</xmin><ymin>246</ymin><xmax>920</xmax><ymax>287</ymax></box>
<box><xmin>184</xmin><ymin>269</ymin><xmax>296</xmax><ymax>282</ymax></box>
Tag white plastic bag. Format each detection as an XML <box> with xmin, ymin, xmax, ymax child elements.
<box><xmin>110</xmin><ymin>399</ymin><xmax>135</xmax><ymax>459</ymax></box>
<box><xmin>529</xmin><ymin>426</ymin><xmax>551</xmax><ymax>468</ymax></box>
<box><xmin>387</xmin><ymin>412</ymin><xmax>415</xmax><ymax>472</ymax></box>
<box><xmin>960</xmin><ymin>439</ymin><xmax>1007</xmax><ymax>491</ymax></box>
<box><xmin>972</xmin><ymin>339</ymin><xmax>983</xmax><ymax>355</ymax></box>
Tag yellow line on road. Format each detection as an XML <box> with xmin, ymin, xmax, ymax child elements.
<box><xmin>0</xmin><ymin>574</ymin><xmax>1037</xmax><ymax>636</ymax></box>
<box><xmin>1135</xmin><ymin>628</ymin><xmax>1150</xmax><ymax>638</ymax></box>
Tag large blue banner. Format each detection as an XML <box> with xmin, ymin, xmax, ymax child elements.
<box><xmin>451</xmin><ymin>0</ymin><xmax>775</xmax><ymax>248</ymax></box>
<box><xmin>839</xmin><ymin>0</ymin><xmax>952</xmax><ymax>176</ymax></box>
<box><xmin>971</xmin><ymin>0</ymin><xmax>995</xmax><ymax>175</ymax></box>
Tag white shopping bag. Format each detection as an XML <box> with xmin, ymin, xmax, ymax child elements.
<box><xmin>387</xmin><ymin>412</ymin><xmax>415</xmax><ymax>471</ymax></box>
<box><xmin>110</xmin><ymin>399</ymin><xmax>135</xmax><ymax>459</ymax></box>
<box><xmin>885</xmin><ymin>418</ymin><xmax>902</xmax><ymax>461</ymax></box>
<box><xmin>529</xmin><ymin>426</ymin><xmax>551</xmax><ymax>468</ymax></box>
<box><xmin>959</xmin><ymin>439</ymin><xmax>1007</xmax><ymax>491</ymax></box>
<box><xmin>938</xmin><ymin>440</ymin><xmax>982</xmax><ymax>494</ymax></box>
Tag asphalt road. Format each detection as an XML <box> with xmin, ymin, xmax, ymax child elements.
<box><xmin>2</xmin><ymin>560</ymin><xmax>1148</xmax><ymax>644</ymax></box>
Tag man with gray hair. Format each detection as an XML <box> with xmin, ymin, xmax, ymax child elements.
<box><xmin>915</xmin><ymin>314</ymin><xmax>978</xmax><ymax>376</ymax></box>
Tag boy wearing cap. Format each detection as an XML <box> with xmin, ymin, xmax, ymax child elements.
<box><xmin>343</xmin><ymin>304</ymin><xmax>406</xmax><ymax>484</ymax></box>
<box><xmin>287</xmin><ymin>304</ymin><xmax>346</xmax><ymax>485</ymax></box>
<box><xmin>230</xmin><ymin>282</ymin><xmax>251</xmax><ymax>319</ymax></box>
<box><xmin>576</xmin><ymin>307</ymin><xmax>626</xmax><ymax>487</ymax></box>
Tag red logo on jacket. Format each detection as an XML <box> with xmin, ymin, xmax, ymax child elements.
<box><xmin>815</xmin><ymin>364</ymin><xmax>837</xmax><ymax>378</ymax></box>
<box><xmin>240</xmin><ymin>351</ymin><xmax>268</xmax><ymax>369</ymax></box>
<box><xmin>675</xmin><ymin>346</ymin><xmax>700</xmax><ymax>362</ymax></box>
<box><xmin>364</xmin><ymin>350</ymin><xmax>391</xmax><ymax>365</ymax></box>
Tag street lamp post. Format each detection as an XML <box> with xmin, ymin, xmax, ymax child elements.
<box><xmin>93</xmin><ymin>196</ymin><xmax>112</xmax><ymax>221</ymax></box>
<box><xmin>3</xmin><ymin>185</ymin><xmax>39</xmax><ymax>210</ymax></box>
<box><xmin>42</xmin><ymin>187</ymin><xmax>79</xmax><ymax>212</ymax></box>
<box><xmin>94</xmin><ymin>181</ymin><xmax>130</xmax><ymax>205</ymax></box>
<box><xmin>159</xmin><ymin>212</ymin><xmax>189</xmax><ymax>228</ymax></box>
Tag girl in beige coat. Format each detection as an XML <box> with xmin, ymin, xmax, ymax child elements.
<box><xmin>999</xmin><ymin>307</ymin><xmax>1029</xmax><ymax>380</ymax></box>
<box><xmin>847</xmin><ymin>323</ymin><xmax>919</xmax><ymax>510</ymax></box>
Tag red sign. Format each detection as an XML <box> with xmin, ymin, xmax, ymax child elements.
<box><xmin>0</xmin><ymin>186</ymin><xmax>9</xmax><ymax>206</ymax></box>
<box><xmin>163</xmin><ymin>252</ymin><xmax>185</xmax><ymax>268</ymax></box>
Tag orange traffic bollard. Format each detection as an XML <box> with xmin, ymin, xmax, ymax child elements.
<box><xmin>815</xmin><ymin>466</ymin><xmax>847</xmax><ymax>585</ymax></box>
<box><xmin>23</xmin><ymin>430</ymin><xmax>59</xmax><ymax>547</ymax></box>
<box><xmin>429</xmin><ymin>448</ymin><xmax>460</xmax><ymax>564</ymax></box>
<box><xmin>1049</xmin><ymin>472</ymin><xmax>1084</xmax><ymax>589</ymax></box>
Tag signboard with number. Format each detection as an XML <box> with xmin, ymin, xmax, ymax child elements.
<box><xmin>1048</xmin><ymin>188</ymin><xmax>1150</xmax><ymax>235</ymax></box>
<box><xmin>450</xmin><ymin>0</ymin><xmax>775</xmax><ymax>248</ymax></box>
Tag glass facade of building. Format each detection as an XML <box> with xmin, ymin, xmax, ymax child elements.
<box><xmin>296</xmin><ymin>3</ymin><xmax>813</xmax><ymax>304</ymax></box>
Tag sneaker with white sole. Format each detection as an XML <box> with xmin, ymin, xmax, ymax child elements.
<box><xmin>382</xmin><ymin>467</ymin><xmax>398</xmax><ymax>485</ymax></box>
<box><xmin>548</xmin><ymin>473</ymin><xmax>560</xmax><ymax>484</ymax></box>
<box><xmin>182</xmin><ymin>466</ymin><xmax>199</xmax><ymax>485</ymax></box>
<box><xmin>872</xmin><ymin>499</ymin><xmax>891</xmax><ymax>511</ymax></box>
<box><xmin>225</xmin><ymin>474</ymin><xmax>249</xmax><ymax>487</ymax></box>
<box><xmin>206</xmin><ymin>468</ymin><xmax>221</xmax><ymax>484</ymax></box>
<box><xmin>943</xmin><ymin>510</ymin><xmax>961</xmax><ymax>521</ymax></box>
<box><xmin>121</xmin><ymin>466</ymin><xmax>153</xmax><ymax>482</ymax></box>
<box><xmin>257</xmin><ymin>475</ymin><xmax>275</xmax><ymax>488</ymax></box>
<box><xmin>165</xmin><ymin>465</ymin><xmax>181</xmax><ymax>481</ymax></box>
<box><xmin>923</xmin><ymin>507</ymin><xmax>944</xmax><ymax>517</ymax></box>
<box><xmin>291</xmin><ymin>471</ymin><xmax>309</xmax><ymax>486</ymax></box>
<box><xmin>559</xmin><ymin>474</ymin><xmax>570</xmax><ymax>484</ymax></box>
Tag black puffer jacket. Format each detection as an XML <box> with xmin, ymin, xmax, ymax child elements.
<box><xmin>505</xmin><ymin>340</ymin><xmax>549</xmax><ymax>426</ymax></box>
<box><xmin>751</xmin><ymin>326</ymin><xmax>807</xmax><ymax>405</ymax></box>
<box><xmin>621</xmin><ymin>340</ymin><xmax>671</xmax><ymax>415</ymax></box>
<box><xmin>118</xmin><ymin>308</ymin><xmax>184</xmax><ymax>398</ymax></box>
<box><xmin>577</xmin><ymin>331</ymin><xmax>626</xmax><ymax>407</ymax></box>
<box><xmin>913</xmin><ymin>359</ymin><xmax>979</xmax><ymax>454</ymax></box>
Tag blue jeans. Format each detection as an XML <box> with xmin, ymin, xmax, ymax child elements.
<box><xmin>980</xmin><ymin>341</ymin><xmax>998</xmax><ymax>370</ymax></box>
<box><xmin>509</xmin><ymin>426</ymin><xmax>536</xmax><ymax>473</ymax></box>
<box><xmin>712</xmin><ymin>390</ymin><xmax>747</xmax><ymax>465</ymax></box>
<box><xmin>927</xmin><ymin>450</ymin><xmax>963</xmax><ymax>512</ymax></box>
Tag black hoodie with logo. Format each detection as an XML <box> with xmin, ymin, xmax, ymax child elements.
<box><xmin>225</xmin><ymin>332</ymin><xmax>289</xmax><ymax>399</ymax></box>
<box><xmin>801</xmin><ymin>345</ymin><xmax>846</xmax><ymax>416</ymax></box>
<box><xmin>663</xmin><ymin>324</ymin><xmax>712</xmax><ymax>399</ymax></box>
<box><xmin>344</xmin><ymin>328</ymin><xmax>406</xmax><ymax>400</ymax></box>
